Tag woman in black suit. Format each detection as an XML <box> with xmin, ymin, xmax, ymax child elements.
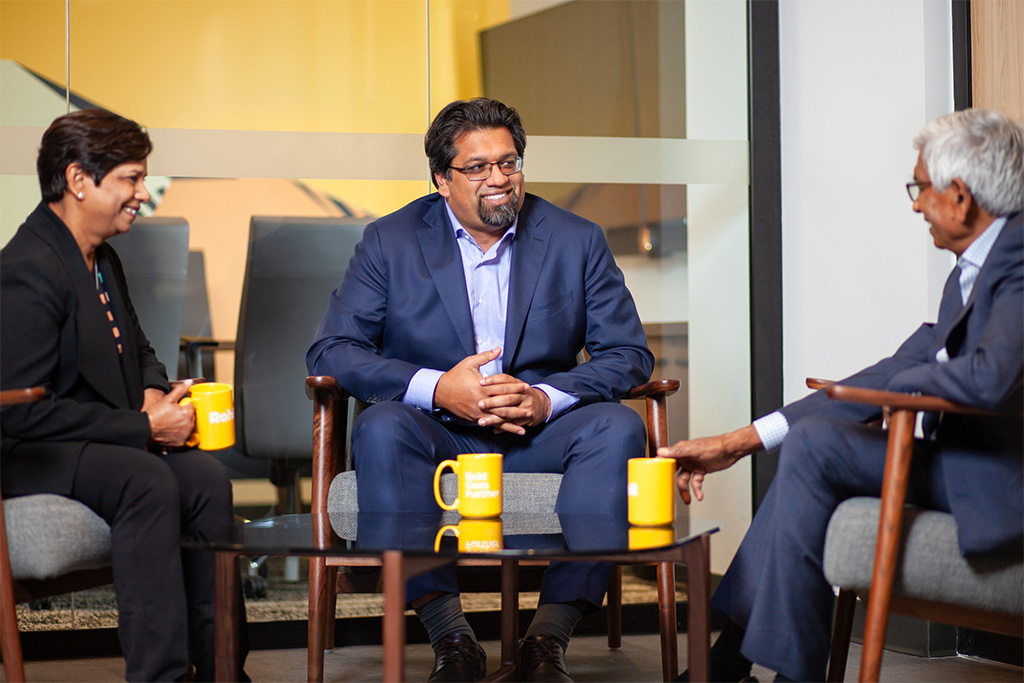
<box><xmin>0</xmin><ymin>109</ymin><xmax>244</xmax><ymax>681</ymax></box>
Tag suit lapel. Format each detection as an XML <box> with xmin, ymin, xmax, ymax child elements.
<box><xmin>417</xmin><ymin>198</ymin><xmax>477</xmax><ymax>357</ymax></box>
<box><xmin>937</xmin><ymin>214</ymin><xmax>1021</xmax><ymax>357</ymax></box>
<box><xmin>32</xmin><ymin>207</ymin><xmax>131</xmax><ymax>408</ymax></box>
<box><xmin>503</xmin><ymin>197</ymin><xmax>551</xmax><ymax>371</ymax></box>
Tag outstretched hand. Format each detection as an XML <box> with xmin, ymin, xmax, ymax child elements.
<box><xmin>656</xmin><ymin>424</ymin><xmax>762</xmax><ymax>504</ymax></box>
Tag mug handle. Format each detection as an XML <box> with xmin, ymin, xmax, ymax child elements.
<box><xmin>434</xmin><ymin>524</ymin><xmax>460</xmax><ymax>552</ymax></box>
<box><xmin>178</xmin><ymin>396</ymin><xmax>200</xmax><ymax>448</ymax></box>
<box><xmin>433</xmin><ymin>460</ymin><xmax>460</xmax><ymax>511</ymax></box>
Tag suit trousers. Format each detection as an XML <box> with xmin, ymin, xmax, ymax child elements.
<box><xmin>351</xmin><ymin>401</ymin><xmax>646</xmax><ymax>607</ymax></box>
<box><xmin>711</xmin><ymin>416</ymin><xmax>951</xmax><ymax>681</ymax></box>
<box><xmin>70</xmin><ymin>444</ymin><xmax>241</xmax><ymax>682</ymax></box>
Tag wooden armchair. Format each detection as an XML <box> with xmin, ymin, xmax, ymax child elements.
<box><xmin>305</xmin><ymin>374</ymin><xmax>684</xmax><ymax>682</ymax></box>
<box><xmin>819</xmin><ymin>383</ymin><xmax>1023</xmax><ymax>682</ymax></box>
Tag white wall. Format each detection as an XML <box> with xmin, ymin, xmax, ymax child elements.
<box><xmin>779</xmin><ymin>0</ymin><xmax>955</xmax><ymax>408</ymax></box>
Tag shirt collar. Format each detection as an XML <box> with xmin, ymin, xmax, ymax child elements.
<box><xmin>958</xmin><ymin>215</ymin><xmax>1007</xmax><ymax>271</ymax></box>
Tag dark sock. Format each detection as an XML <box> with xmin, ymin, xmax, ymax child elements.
<box><xmin>415</xmin><ymin>592</ymin><xmax>476</xmax><ymax>649</ymax></box>
<box><xmin>709</xmin><ymin>619</ymin><xmax>753</xmax><ymax>682</ymax></box>
<box><xmin>524</xmin><ymin>599</ymin><xmax>587</xmax><ymax>651</ymax></box>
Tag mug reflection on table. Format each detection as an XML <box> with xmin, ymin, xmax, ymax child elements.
<box><xmin>434</xmin><ymin>518</ymin><xmax>504</xmax><ymax>553</ymax></box>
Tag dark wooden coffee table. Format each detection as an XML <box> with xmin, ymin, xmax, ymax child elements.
<box><xmin>195</xmin><ymin>511</ymin><xmax>719</xmax><ymax>681</ymax></box>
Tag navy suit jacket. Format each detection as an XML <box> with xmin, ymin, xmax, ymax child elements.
<box><xmin>307</xmin><ymin>192</ymin><xmax>654</xmax><ymax>415</ymax></box>
<box><xmin>1</xmin><ymin>203</ymin><xmax>169</xmax><ymax>497</ymax></box>
<box><xmin>780</xmin><ymin>212</ymin><xmax>1023</xmax><ymax>555</ymax></box>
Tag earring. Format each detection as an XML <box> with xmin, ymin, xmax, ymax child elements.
<box><xmin>77</xmin><ymin>192</ymin><xmax>84</xmax><ymax>200</ymax></box>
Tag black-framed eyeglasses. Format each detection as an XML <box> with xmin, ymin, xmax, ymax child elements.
<box><xmin>906</xmin><ymin>180</ymin><xmax>931</xmax><ymax>201</ymax></box>
<box><xmin>450</xmin><ymin>157</ymin><xmax>523</xmax><ymax>181</ymax></box>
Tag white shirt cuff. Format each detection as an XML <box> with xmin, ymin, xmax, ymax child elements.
<box><xmin>403</xmin><ymin>368</ymin><xmax>444</xmax><ymax>412</ymax></box>
<box><xmin>534</xmin><ymin>383</ymin><xmax>578</xmax><ymax>422</ymax></box>
<box><xmin>753</xmin><ymin>411</ymin><xmax>789</xmax><ymax>451</ymax></box>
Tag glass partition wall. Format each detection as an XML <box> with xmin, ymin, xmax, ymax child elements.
<box><xmin>1</xmin><ymin>0</ymin><xmax>752</xmax><ymax>624</ymax></box>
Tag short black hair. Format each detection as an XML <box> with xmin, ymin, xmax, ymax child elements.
<box><xmin>37</xmin><ymin>109</ymin><xmax>152</xmax><ymax>203</ymax></box>
<box><xmin>424</xmin><ymin>98</ymin><xmax>526</xmax><ymax>188</ymax></box>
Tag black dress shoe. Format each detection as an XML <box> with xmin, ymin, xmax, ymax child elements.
<box><xmin>518</xmin><ymin>634</ymin><xmax>572</xmax><ymax>682</ymax></box>
<box><xmin>428</xmin><ymin>632</ymin><xmax>487</xmax><ymax>682</ymax></box>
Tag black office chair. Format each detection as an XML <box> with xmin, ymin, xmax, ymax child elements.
<box><xmin>108</xmin><ymin>216</ymin><xmax>190</xmax><ymax>380</ymax></box>
<box><xmin>231</xmin><ymin>216</ymin><xmax>368</xmax><ymax>517</ymax></box>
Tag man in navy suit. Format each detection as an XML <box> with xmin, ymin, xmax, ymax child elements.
<box><xmin>660</xmin><ymin>108</ymin><xmax>1023</xmax><ymax>681</ymax></box>
<box><xmin>308</xmin><ymin>98</ymin><xmax>653</xmax><ymax>681</ymax></box>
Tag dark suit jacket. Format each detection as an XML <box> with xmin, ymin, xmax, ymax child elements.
<box><xmin>307</xmin><ymin>192</ymin><xmax>654</xmax><ymax>413</ymax></box>
<box><xmin>1</xmin><ymin>203</ymin><xmax>169</xmax><ymax>497</ymax></box>
<box><xmin>780</xmin><ymin>212</ymin><xmax>1023</xmax><ymax>555</ymax></box>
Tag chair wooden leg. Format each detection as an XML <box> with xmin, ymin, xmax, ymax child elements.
<box><xmin>1</xmin><ymin>500</ymin><xmax>26</xmax><ymax>683</ymax></box>
<box><xmin>607</xmin><ymin>565</ymin><xmax>623</xmax><ymax>649</ymax></box>
<box><xmin>657</xmin><ymin>561</ymin><xmax>678</xmax><ymax>682</ymax></box>
<box><xmin>324</xmin><ymin>566</ymin><xmax>338</xmax><ymax>651</ymax></box>
<box><xmin>307</xmin><ymin>557</ymin><xmax>330</xmax><ymax>682</ymax></box>
<box><xmin>859</xmin><ymin>410</ymin><xmax>916</xmax><ymax>683</ymax></box>
<box><xmin>827</xmin><ymin>589</ymin><xmax>857</xmax><ymax>682</ymax></box>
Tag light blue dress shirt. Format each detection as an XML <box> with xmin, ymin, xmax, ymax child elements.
<box><xmin>402</xmin><ymin>200</ymin><xmax>578</xmax><ymax>422</ymax></box>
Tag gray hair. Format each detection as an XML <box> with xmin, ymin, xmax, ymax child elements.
<box><xmin>914</xmin><ymin>109</ymin><xmax>1024</xmax><ymax>217</ymax></box>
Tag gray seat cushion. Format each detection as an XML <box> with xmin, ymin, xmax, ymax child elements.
<box><xmin>3</xmin><ymin>494</ymin><xmax>112</xmax><ymax>580</ymax></box>
<box><xmin>327</xmin><ymin>471</ymin><xmax>564</xmax><ymax>540</ymax></box>
<box><xmin>824</xmin><ymin>497</ymin><xmax>1023</xmax><ymax>615</ymax></box>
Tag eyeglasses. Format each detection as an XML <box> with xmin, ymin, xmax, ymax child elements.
<box><xmin>449</xmin><ymin>157</ymin><xmax>523</xmax><ymax>181</ymax></box>
<box><xmin>906</xmin><ymin>180</ymin><xmax>932</xmax><ymax>201</ymax></box>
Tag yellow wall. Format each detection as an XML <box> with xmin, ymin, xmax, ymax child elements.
<box><xmin>1</xmin><ymin>0</ymin><xmax>511</xmax><ymax>379</ymax></box>
<box><xmin>1</xmin><ymin>0</ymin><xmax>508</xmax><ymax>131</ymax></box>
<box><xmin>1</xmin><ymin>0</ymin><xmax>509</xmax><ymax>215</ymax></box>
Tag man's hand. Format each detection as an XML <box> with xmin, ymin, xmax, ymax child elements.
<box><xmin>144</xmin><ymin>382</ymin><xmax>196</xmax><ymax>448</ymax></box>
<box><xmin>476</xmin><ymin>375</ymin><xmax>552</xmax><ymax>436</ymax></box>
<box><xmin>434</xmin><ymin>347</ymin><xmax>503</xmax><ymax>422</ymax></box>
<box><xmin>657</xmin><ymin>424</ymin><xmax>762</xmax><ymax>504</ymax></box>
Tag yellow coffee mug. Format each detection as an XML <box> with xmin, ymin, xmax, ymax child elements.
<box><xmin>433</xmin><ymin>453</ymin><xmax>502</xmax><ymax>518</ymax></box>
<box><xmin>179</xmin><ymin>382</ymin><xmax>235</xmax><ymax>450</ymax></box>
<box><xmin>627</xmin><ymin>457</ymin><xmax>676</xmax><ymax>526</ymax></box>
<box><xmin>629</xmin><ymin>525</ymin><xmax>675</xmax><ymax>550</ymax></box>
<box><xmin>434</xmin><ymin>519</ymin><xmax>503</xmax><ymax>553</ymax></box>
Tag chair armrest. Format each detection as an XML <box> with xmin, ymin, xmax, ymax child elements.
<box><xmin>306</xmin><ymin>376</ymin><xmax>352</xmax><ymax>514</ymax></box>
<box><xmin>179</xmin><ymin>335</ymin><xmax>235</xmax><ymax>352</ymax></box>
<box><xmin>179</xmin><ymin>336</ymin><xmax>236</xmax><ymax>378</ymax></box>
<box><xmin>806</xmin><ymin>377</ymin><xmax>833</xmax><ymax>391</ymax></box>
<box><xmin>305</xmin><ymin>375</ymin><xmax>350</xmax><ymax>403</ymax></box>
<box><xmin>626</xmin><ymin>379</ymin><xmax>681</xmax><ymax>457</ymax></box>
<box><xmin>0</xmin><ymin>387</ymin><xmax>45</xmax><ymax>406</ymax></box>
<box><xmin>825</xmin><ymin>384</ymin><xmax>1009</xmax><ymax>417</ymax></box>
<box><xmin>626</xmin><ymin>379</ymin><xmax>680</xmax><ymax>400</ymax></box>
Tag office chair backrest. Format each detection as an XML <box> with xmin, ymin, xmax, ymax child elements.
<box><xmin>108</xmin><ymin>217</ymin><xmax>190</xmax><ymax>380</ymax></box>
<box><xmin>182</xmin><ymin>250</ymin><xmax>214</xmax><ymax>339</ymax></box>
<box><xmin>234</xmin><ymin>216</ymin><xmax>367</xmax><ymax>461</ymax></box>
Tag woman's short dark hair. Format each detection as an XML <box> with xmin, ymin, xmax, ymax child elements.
<box><xmin>425</xmin><ymin>98</ymin><xmax>526</xmax><ymax>188</ymax></box>
<box><xmin>37</xmin><ymin>109</ymin><xmax>152</xmax><ymax>203</ymax></box>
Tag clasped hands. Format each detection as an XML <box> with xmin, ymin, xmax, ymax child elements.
<box><xmin>434</xmin><ymin>346</ymin><xmax>551</xmax><ymax>436</ymax></box>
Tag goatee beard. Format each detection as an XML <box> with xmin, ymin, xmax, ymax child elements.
<box><xmin>478</xmin><ymin>188</ymin><xmax>519</xmax><ymax>228</ymax></box>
